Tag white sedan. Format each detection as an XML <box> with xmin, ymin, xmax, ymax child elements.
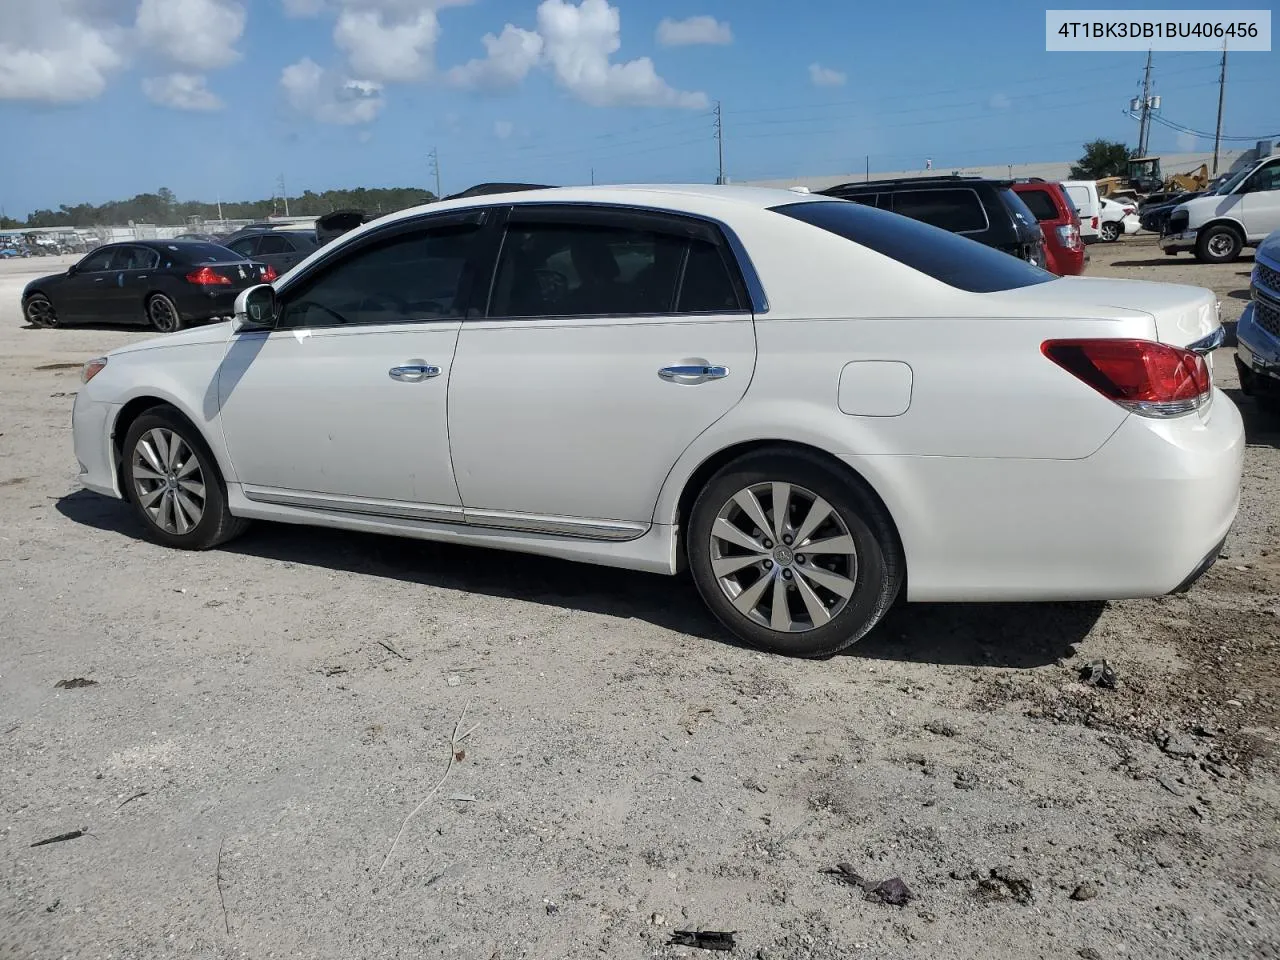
<box><xmin>71</xmin><ymin>185</ymin><xmax>1243</xmax><ymax>658</ymax></box>
<box><xmin>1099</xmin><ymin>197</ymin><xmax>1141</xmax><ymax>241</ymax></box>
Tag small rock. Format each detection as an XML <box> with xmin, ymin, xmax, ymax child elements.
<box><xmin>953</xmin><ymin>770</ymin><xmax>978</xmax><ymax>790</ymax></box>
<box><xmin>545</xmin><ymin>903</ymin><xmax>559</xmax><ymax>916</ymax></box>
<box><xmin>1078</xmin><ymin>659</ymin><xmax>1117</xmax><ymax>689</ymax></box>
<box><xmin>1158</xmin><ymin>733</ymin><xmax>1200</xmax><ymax>759</ymax></box>
<box><xmin>1079</xmin><ymin>949</ymin><xmax>1103</xmax><ymax>960</ymax></box>
<box><xmin>446</xmin><ymin>675</ymin><xmax>461</xmax><ymax>687</ymax></box>
<box><xmin>1225</xmin><ymin>699</ymin><xmax>1243</xmax><ymax>708</ymax></box>
<box><xmin>651</xmin><ymin>912</ymin><xmax>665</xmax><ymax>926</ymax></box>
<box><xmin>1070</xmin><ymin>883</ymin><xmax>1098</xmax><ymax>902</ymax></box>
<box><xmin>1157</xmin><ymin>857</ymin><xmax>1175</xmax><ymax>869</ymax></box>
<box><xmin>924</xmin><ymin>720</ymin><xmax>958</xmax><ymax>737</ymax></box>
<box><xmin>866</xmin><ymin>877</ymin><xmax>913</xmax><ymax>906</ymax></box>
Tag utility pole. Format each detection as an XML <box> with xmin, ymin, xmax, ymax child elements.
<box><xmin>713</xmin><ymin>100</ymin><xmax>724</xmax><ymax>185</ymax></box>
<box><xmin>1136</xmin><ymin>49</ymin><xmax>1153</xmax><ymax>156</ymax></box>
<box><xmin>865</xmin><ymin>155</ymin><xmax>869</xmax><ymax>182</ymax></box>
<box><xmin>216</xmin><ymin>194</ymin><xmax>223</xmax><ymax>222</ymax></box>
<box><xmin>1213</xmin><ymin>40</ymin><xmax>1228</xmax><ymax>175</ymax></box>
<box><xmin>428</xmin><ymin>147</ymin><xmax>441</xmax><ymax>199</ymax></box>
<box><xmin>590</xmin><ymin>167</ymin><xmax>595</xmax><ymax>185</ymax></box>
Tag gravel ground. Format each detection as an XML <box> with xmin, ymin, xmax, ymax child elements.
<box><xmin>1</xmin><ymin>237</ymin><xmax>1277</xmax><ymax>960</ymax></box>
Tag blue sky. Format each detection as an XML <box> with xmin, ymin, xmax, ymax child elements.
<box><xmin>0</xmin><ymin>0</ymin><xmax>1275</xmax><ymax>216</ymax></box>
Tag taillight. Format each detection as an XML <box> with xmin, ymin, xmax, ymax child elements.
<box><xmin>1056</xmin><ymin>223</ymin><xmax>1081</xmax><ymax>250</ymax></box>
<box><xmin>1041</xmin><ymin>338</ymin><xmax>1211</xmax><ymax>418</ymax></box>
<box><xmin>1091</xmin><ymin>216</ymin><xmax>1099</xmax><ymax>230</ymax></box>
<box><xmin>186</xmin><ymin>266</ymin><xmax>230</xmax><ymax>285</ymax></box>
<box><xmin>261</xmin><ymin>264</ymin><xmax>278</xmax><ymax>282</ymax></box>
<box><xmin>1123</xmin><ymin>205</ymin><xmax>1136</xmax><ymax>215</ymax></box>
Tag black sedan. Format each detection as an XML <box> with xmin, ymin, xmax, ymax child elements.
<box><xmin>21</xmin><ymin>239</ymin><xmax>275</xmax><ymax>333</ymax></box>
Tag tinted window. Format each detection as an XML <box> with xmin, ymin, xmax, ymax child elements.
<box><xmin>111</xmin><ymin>246</ymin><xmax>159</xmax><ymax>270</ymax></box>
<box><xmin>490</xmin><ymin>222</ymin><xmax>686</xmax><ymax>318</ymax></box>
<box><xmin>679</xmin><ymin>240</ymin><xmax>742</xmax><ymax>312</ymax></box>
<box><xmin>772</xmin><ymin>200</ymin><xmax>1056</xmax><ymax>293</ymax></box>
<box><xmin>168</xmin><ymin>242</ymin><xmax>240</xmax><ymax>263</ymax></box>
<box><xmin>1001</xmin><ymin>188</ymin><xmax>1040</xmax><ymax>233</ymax></box>
<box><xmin>1016</xmin><ymin>188</ymin><xmax>1058</xmax><ymax>222</ymax></box>
<box><xmin>891</xmin><ymin>189</ymin><xmax>988</xmax><ymax>233</ymax></box>
<box><xmin>229</xmin><ymin>237</ymin><xmax>258</xmax><ymax>257</ymax></box>
<box><xmin>277</xmin><ymin>224</ymin><xmax>481</xmax><ymax>329</ymax></box>
<box><xmin>79</xmin><ymin>248</ymin><xmax>115</xmax><ymax>272</ymax></box>
<box><xmin>256</xmin><ymin>234</ymin><xmax>292</xmax><ymax>254</ymax></box>
<box><xmin>1246</xmin><ymin>161</ymin><xmax>1280</xmax><ymax>193</ymax></box>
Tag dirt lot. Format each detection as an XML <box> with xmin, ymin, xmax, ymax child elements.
<box><xmin>1</xmin><ymin>237</ymin><xmax>1277</xmax><ymax>960</ymax></box>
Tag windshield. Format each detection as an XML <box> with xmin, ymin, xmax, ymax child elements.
<box><xmin>1213</xmin><ymin>166</ymin><xmax>1255</xmax><ymax>195</ymax></box>
<box><xmin>772</xmin><ymin>200</ymin><xmax>1056</xmax><ymax>293</ymax></box>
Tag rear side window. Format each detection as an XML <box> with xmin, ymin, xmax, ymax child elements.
<box><xmin>891</xmin><ymin>189</ymin><xmax>987</xmax><ymax>233</ymax></box>
<box><xmin>678</xmin><ymin>239</ymin><xmax>741</xmax><ymax>313</ymax></box>
<box><xmin>228</xmin><ymin>237</ymin><xmax>258</xmax><ymax>256</ymax></box>
<box><xmin>1016</xmin><ymin>188</ymin><xmax>1058</xmax><ymax>222</ymax></box>
<box><xmin>256</xmin><ymin>234</ymin><xmax>293</xmax><ymax>254</ymax></box>
<box><xmin>771</xmin><ymin>200</ymin><xmax>1057</xmax><ymax>293</ymax></box>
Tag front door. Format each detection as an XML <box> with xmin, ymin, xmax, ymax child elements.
<box><xmin>60</xmin><ymin>246</ymin><xmax>118</xmax><ymax>323</ymax></box>
<box><xmin>447</xmin><ymin>205</ymin><xmax>758</xmax><ymax>528</ymax></box>
<box><xmin>1239</xmin><ymin>159</ymin><xmax>1280</xmax><ymax>240</ymax></box>
<box><xmin>216</xmin><ymin>214</ymin><xmax>493</xmax><ymax>513</ymax></box>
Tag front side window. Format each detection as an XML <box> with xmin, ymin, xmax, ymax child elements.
<box><xmin>1245</xmin><ymin>161</ymin><xmax>1280</xmax><ymax>193</ymax></box>
<box><xmin>277</xmin><ymin>223</ymin><xmax>482</xmax><ymax>330</ymax></box>
<box><xmin>891</xmin><ymin>189</ymin><xmax>988</xmax><ymax>233</ymax></box>
<box><xmin>78</xmin><ymin>248</ymin><xmax>115</xmax><ymax>272</ymax></box>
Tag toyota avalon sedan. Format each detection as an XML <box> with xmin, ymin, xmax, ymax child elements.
<box><xmin>70</xmin><ymin>185</ymin><xmax>1243</xmax><ymax>657</ymax></box>
<box><xmin>22</xmin><ymin>239</ymin><xmax>276</xmax><ymax>333</ymax></box>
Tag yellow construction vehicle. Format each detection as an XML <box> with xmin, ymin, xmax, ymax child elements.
<box><xmin>1096</xmin><ymin>158</ymin><xmax>1211</xmax><ymax>200</ymax></box>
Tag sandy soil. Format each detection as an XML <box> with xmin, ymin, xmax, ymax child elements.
<box><xmin>1</xmin><ymin>237</ymin><xmax>1277</xmax><ymax>960</ymax></box>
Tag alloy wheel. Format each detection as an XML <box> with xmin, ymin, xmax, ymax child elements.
<box><xmin>132</xmin><ymin>428</ymin><xmax>206</xmax><ymax>535</ymax></box>
<box><xmin>149</xmin><ymin>297</ymin><xmax>179</xmax><ymax>333</ymax></box>
<box><xmin>26</xmin><ymin>298</ymin><xmax>56</xmax><ymax>327</ymax></box>
<box><xmin>708</xmin><ymin>482</ymin><xmax>858</xmax><ymax>633</ymax></box>
<box><xmin>1207</xmin><ymin>232</ymin><xmax>1235</xmax><ymax>258</ymax></box>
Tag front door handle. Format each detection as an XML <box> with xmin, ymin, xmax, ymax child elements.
<box><xmin>658</xmin><ymin>363</ymin><xmax>729</xmax><ymax>385</ymax></box>
<box><xmin>388</xmin><ymin>360</ymin><xmax>441</xmax><ymax>383</ymax></box>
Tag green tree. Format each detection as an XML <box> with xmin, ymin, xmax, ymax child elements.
<box><xmin>1069</xmin><ymin>139</ymin><xmax>1133</xmax><ymax>180</ymax></box>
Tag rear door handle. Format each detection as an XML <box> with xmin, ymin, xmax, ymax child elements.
<box><xmin>658</xmin><ymin>363</ymin><xmax>729</xmax><ymax>385</ymax></box>
<box><xmin>388</xmin><ymin>361</ymin><xmax>441</xmax><ymax>383</ymax></box>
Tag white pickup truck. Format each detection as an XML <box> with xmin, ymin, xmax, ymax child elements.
<box><xmin>1160</xmin><ymin>154</ymin><xmax>1280</xmax><ymax>263</ymax></box>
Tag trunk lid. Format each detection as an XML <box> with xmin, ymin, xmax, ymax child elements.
<box><xmin>189</xmin><ymin>259</ymin><xmax>273</xmax><ymax>288</ymax></box>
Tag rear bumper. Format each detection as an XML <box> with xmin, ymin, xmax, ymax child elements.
<box><xmin>853</xmin><ymin>392</ymin><xmax>1244</xmax><ymax>602</ymax></box>
<box><xmin>174</xmin><ymin>287</ymin><xmax>243</xmax><ymax>321</ymax></box>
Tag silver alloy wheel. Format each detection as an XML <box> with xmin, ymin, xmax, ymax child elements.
<box><xmin>25</xmin><ymin>297</ymin><xmax>55</xmax><ymax>327</ymax></box>
<box><xmin>148</xmin><ymin>296</ymin><xmax>179</xmax><ymax>332</ymax></box>
<box><xmin>131</xmin><ymin>428</ymin><xmax>206</xmax><ymax>535</ymax></box>
<box><xmin>709</xmin><ymin>481</ymin><xmax>858</xmax><ymax>633</ymax></box>
<box><xmin>1207</xmin><ymin>232</ymin><xmax>1235</xmax><ymax>258</ymax></box>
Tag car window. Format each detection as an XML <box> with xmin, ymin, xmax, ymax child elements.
<box><xmin>772</xmin><ymin>200</ymin><xmax>1057</xmax><ymax>293</ymax></box>
<box><xmin>277</xmin><ymin>223</ymin><xmax>482</xmax><ymax>330</ymax></box>
<box><xmin>110</xmin><ymin>246</ymin><xmax>159</xmax><ymax>270</ymax></box>
<box><xmin>1246</xmin><ymin>162</ymin><xmax>1280</xmax><ymax>193</ymax></box>
<box><xmin>78</xmin><ymin>248</ymin><xmax>115</xmax><ymax>272</ymax></box>
<box><xmin>678</xmin><ymin>239</ymin><xmax>743</xmax><ymax>312</ymax></box>
<box><xmin>890</xmin><ymin>188</ymin><xmax>988</xmax><ymax>233</ymax></box>
<box><xmin>1017</xmin><ymin>188</ymin><xmax>1059</xmax><ymax>222</ymax></box>
<box><xmin>489</xmin><ymin>221</ymin><xmax>687</xmax><ymax>318</ymax></box>
<box><xmin>256</xmin><ymin>234</ymin><xmax>292</xmax><ymax>254</ymax></box>
<box><xmin>229</xmin><ymin>236</ymin><xmax>259</xmax><ymax>257</ymax></box>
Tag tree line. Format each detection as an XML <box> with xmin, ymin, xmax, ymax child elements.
<box><xmin>3</xmin><ymin>186</ymin><xmax>438</xmax><ymax>230</ymax></box>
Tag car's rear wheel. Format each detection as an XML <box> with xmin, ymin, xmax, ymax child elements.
<box><xmin>147</xmin><ymin>294</ymin><xmax>186</xmax><ymax>333</ymax></box>
<box><xmin>24</xmin><ymin>295</ymin><xmax>59</xmax><ymax>328</ymax></box>
<box><xmin>687</xmin><ymin>450</ymin><xmax>903</xmax><ymax>658</ymax></box>
<box><xmin>122</xmin><ymin>408</ymin><xmax>249</xmax><ymax>550</ymax></box>
<box><xmin>1100</xmin><ymin>221</ymin><xmax>1120</xmax><ymax>242</ymax></box>
<box><xmin>1196</xmin><ymin>225</ymin><xmax>1242</xmax><ymax>264</ymax></box>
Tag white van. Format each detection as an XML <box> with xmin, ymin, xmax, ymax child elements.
<box><xmin>1061</xmin><ymin>180</ymin><xmax>1102</xmax><ymax>242</ymax></box>
<box><xmin>1160</xmin><ymin>154</ymin><xmax>1280</xmax><ymax>262</ymax></box>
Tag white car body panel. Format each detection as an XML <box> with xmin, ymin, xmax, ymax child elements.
<box><xmin>1062</xmin><ymin>181</ymin><xmax>1102</xmax><ymax>240</ymax></box>
<box><xmin>72</xmin><ymin>184</ymin><xmax>1244</xmax><ymax>604</ymax></box>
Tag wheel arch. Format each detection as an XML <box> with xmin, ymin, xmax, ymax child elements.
<box><xmin>110</xmin><ymin>393</ymin><xmax>234</xmax><ymax>495</ymax></box>
<box><xmin>1199</xmin><ymin>217</ymin><xmax>1247</xmax><ymax>243</ymax></box>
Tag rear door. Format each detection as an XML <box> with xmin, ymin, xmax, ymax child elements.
<box><xmin>447</xmin><ymin>204</ymin><xmax>758</xmax><ymax>529</ymax></box>
<box><xmin>253</xmin><ymin>232</ymin><xmax>308</xmax><ymax>273</ymax></box>
<box><xmin>109</xmin><ymin>245</ymin><xmax>162</xmax><ymax>324</ymax></box>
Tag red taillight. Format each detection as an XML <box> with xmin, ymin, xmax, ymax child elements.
<box><xmin>1056</xmin><ymin>223</ymin><xmax>1081</xmax><ymax>250</ymax></box>
<box><xmin>261</xmin><ymin>264</ymin><xmax>278</xmax><ymax>282</ymax></box>
<box><xmin>186</xmin><ymin>266</ymin><xmax>230</xmax><ymax>286</ymax></box>
<box><xmin>1123</xmin><ymin>205</ymin><xmax>1136</xmax><ymax>215</ymax></box>
<box><xmin>1091</xmin><ymin>216</ymin><xmax>1099</xmax><ymax>230</ymax></box>
<box><xmin>1041</xmin><ymin>338</ymin><xmax>1211</xmax><ymax>417</ymax></box>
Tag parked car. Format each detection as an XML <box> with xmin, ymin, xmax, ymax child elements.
<box><xmin>1235</xmin><ymin>227</ymin><xmax>1280</xmax><ymax>413</ymax></box>
<box><xmin>222</xmin><ymin>222</ymin><xmax>318</xmax><ymax>246</ymax></box>
<box><xmin>174</xmin><ymin>232</ymin><xmax>220</xmax><ymax>243</ymax></box>
<box><xmin>1098</xmin><ymin>197</ymin><xmax>1140</xmax><ymax>241</ymax></box>
<box><xmin>1161</xmin><ymin>154</ymin><xmax>1280</xmax><ymax>262</ymax></box>
<box><xmin>225</xmin><ymin>230</ymin><xmax>318</xmax><ymax>276</ymax></box>
<box><xmin>1061</xmin><ymin>180</ymin><xmax>1104</xmax><ymax>243</ymax></box>
<box><xmin>315</xmin><ymin>209</ymin><xmax>371</xmax><ymax>246</ymax></box>
<box><xmin>1010</xmin><ymin>179</ymin><xmax>1085</xmax><ymax>276</ymax></box>
<box><xmin>1139</xmin><ymin>190</ymin><xmax>1203</xmax><ymax>234</ymax></box>
<box><xmin>817</xmin><ymin>176</ymin><xmax>1046</xmax><ymax>266</ymax></box>
<box><xmin>21</xmin><ymin>239</ymin><xmax>276</xmax><ymax>333</ymax></box>
<box><xmin>69</xmin><ymin>185</ymin><xmax>1242</xmax><ymax>658</ymax></box>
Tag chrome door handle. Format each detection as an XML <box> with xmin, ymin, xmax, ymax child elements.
<box><xmin>658</xmin><ymin>364</ymin><xmax>729</xmax><ymax>385</ymax></box>
<box><xmin>388</xmin><ymin>361</ymin><xmax>441</xmax><ymax>382</ymax></box>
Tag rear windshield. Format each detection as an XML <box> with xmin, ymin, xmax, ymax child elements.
<box><xmin>1014</xmin><ymin>187</ymin><xmax>1058</xmax><ymax>222</ymax></box>
<box><xmin>162</xmin><ymin>242</ymin><xmax>242</xmax><ymax>263</ymax></box>
<box><xmin>772</xmin><ymin>200</ymin><xmax>1056</xmax><ymax>293</ymax></box>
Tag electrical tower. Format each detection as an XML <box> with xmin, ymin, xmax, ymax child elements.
<box><xmin>277</xmin><ymin>173</ymin><xmax>289</xmax><ymax>217</ymax></box>
<box><xmin>428</xmin><ymin>147</ymin><xmax>441</xmax><ymax>199</ymax></box>
<box><xmin>713</xmin><ymin>101</ymin><xmax>724</xmax><ymax>185</ymax></box>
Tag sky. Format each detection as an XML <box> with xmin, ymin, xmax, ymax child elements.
<box><xmin>0</xmin><ymin>0</ymin><xmax>1276</xmax><ymax>217</ymax></box>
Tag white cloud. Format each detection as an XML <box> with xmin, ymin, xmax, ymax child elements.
<box><xmin>537</xmin><ymin>0</ymin><xmax>707</xmax><ymax>108</ymax></box>
<box><xmin>808</xmin><ymin>63</ymin><xmax>846</xmax><ymax>87</ymax></box>
<box><xmin>989</xmin><ymin>92</ymin><xmax>1011</xmax><ymax>109</ymax></box>
<box><xmin>656</xmin><ymin>15</ymin><xmax>731</xmax><ymax>46</ymax></box>
<box><xmin>0</xmin><ymin>0</ymin><xmax>127</xmax><ymax>103</ymax></box>
<box><xmin>136</xmin><ymin>0</ymin><xmax>246</xmax><ymax>71</ymax></box>
<box><xmin>280</xmin><ymin>57</ymin><xmax>385</xmax><ymax>124</ymax></box>
<box><xmin>143</xmin><ymin>72</ymin><xmax>223</xmax><ymax>111</ymax></box>
<box><xmin>334</xmin><ymin>6</ymin><xmax>440</xmax><ymax>82</ymax></box>
<box><xmin>446</xmin><ymin>24</ymin><xmax>543</xmax><ymax>89</ymax></box>
<box><xmin>494</xmin><ymin>119</ymin><xmax>513</xmax><ymax>138</ymax></box>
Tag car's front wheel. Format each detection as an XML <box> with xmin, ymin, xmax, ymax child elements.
<box><xmin>1100</xmin><ymin>221</ymin><xmax>1120</xmax><ymax>242</ymax></box>
<box><xmin>24</xmin><ymin>295</ymin><xmax>59</xmax><ymax>328</ymax></box>
<box><xmin>122</xmin><ymin>407</ymin><xmax>249</xmax><ymax>549</ymax></box>
<box><xmin>687</xmin><ymin>450</ymin><xmax>903</xmax><ymax>658</ymax></box>
<box><xmin>147</xmin><ymin>294</ymin><xmax>186</xmax><ymax>333</ymax></box>
<box><xmin>1196</xmin><ymin>225</ymin><xmax>1242</xmax><ymax>264</ymax></box>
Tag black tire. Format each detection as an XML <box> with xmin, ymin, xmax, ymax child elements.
<box><xmin>121</xmin><ymin>407</ymin><xmax>249</xmax><ymax>550</ymax></box>
<box><xmin>147</xmin><ymin>293</ymin><xmax>186</xmax><ymax>333</ymax></box>
<box><xmin>24</xmin><ymin>295</ymin><xmax>59</xmax><ymax>328</ymax></box>
<box><xmin>1195</xmin><ymin>225</ymin><xmax>1242</xmax><ymax>264</ymax></box>
<box><xmin>687</xmin><ymin>449</ymin><xmax>904</xmax><ymax>658</ymax></box>
<box><xmin>1100</xmin><ymin>221</ymin><xmax>1120</xmax><ymax>242</ymax></box>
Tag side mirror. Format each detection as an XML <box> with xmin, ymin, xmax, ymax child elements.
<box><xmin>233</xmin><ymin>283</ymin><xmax>278</xmax><ymax>332</ymax></box>
<box><xmin>66</xmin><ymin>264</ymin><xmax>78</xmax><ymax>276</ymax></box>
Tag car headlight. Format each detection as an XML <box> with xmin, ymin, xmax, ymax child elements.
<box><xmin>81</xmin><ymin>357</ymin><xmax>108</xmax><ymax>383</ymax></box>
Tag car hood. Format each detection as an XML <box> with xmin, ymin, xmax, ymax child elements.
<box><xmin>24</xmin><ymin>272</ymin><xmax>68</xmax><ymax>294</ymax></box>
<box><xmin>108</xmin><ymin>321</ymin><xmax>234</xmax><ymax>357</ymax></box>
<box><xmin>993</xmin><ymin>276</ymin><xmax>1220</xmax><ymax>349</ymax></box>
<box><xmin>1257</xmin><ymin>229</ymin><xmax>1280</xmax><ymax>264</ymax></box>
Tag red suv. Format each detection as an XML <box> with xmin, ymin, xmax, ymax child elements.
<box><xmin>1011</xmin><ymin>179</ymin><xmax>1085</xmax><ymax>276</ymax></box>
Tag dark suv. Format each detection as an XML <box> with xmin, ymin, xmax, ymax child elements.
<box><xmin>816</xmin><ymin>175</ymin><xmax>1046</xmax><ymax>267</ymax></box>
